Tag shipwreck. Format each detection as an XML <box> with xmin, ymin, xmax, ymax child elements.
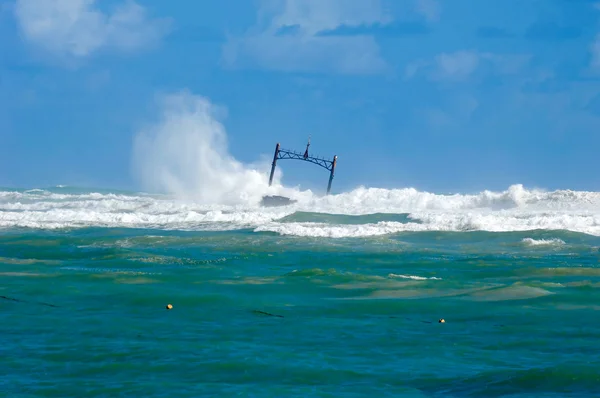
<box><xmin>261</xmin><ymin>138</ymin><xmax>338</xmax><ymax>207</ymax></box>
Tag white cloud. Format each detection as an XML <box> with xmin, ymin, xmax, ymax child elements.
<box><xmin>222</xmin><ymin>0</ymin><xmax>392</xmax><ymax>75</ymax></box>
<box><xmin>435</xmin><ymin>51</ymin><xmax>480</xmax><ymax>80</ymax></box>
<box><xmin>406</xmin><ymin>50</ymin><xmax>531</xmax><ymax>82</ymax></box>
<box><xmin>415</xmin><ymin>0</ymin><xmax>441</xmax><ymax>22</ymax></box>
<box><xmin>14</xmin><ymin>0</ymin><xmax>171</xmax><ymax>58</ymax></box>
<box><xmin>224</xmin><ymin>34</ymin><xmax>388</xmax><ymax>75</ymax></box>
<box><xmin>268</xmin><ymin>0</ymin><xmax>391</xmax><ymax>35</ymax></box>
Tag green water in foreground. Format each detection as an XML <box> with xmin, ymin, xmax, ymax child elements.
<box><xmin>2</xmin><ymin>228</ymin><xmax>600</xmax><ymax>397</ymax></box>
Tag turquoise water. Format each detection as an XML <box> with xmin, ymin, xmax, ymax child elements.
<box><xmin>2</xmin><ymin>227</ymin><xmax>600</xmax><ymax>397</ymax></box>
<box><xmin>2</xmin><ymin>187</ymin><xmax>600</xmax><ymax>396</ymax></box>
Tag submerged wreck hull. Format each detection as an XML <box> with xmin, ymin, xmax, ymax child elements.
<box><xmin>260</xmin><ymin>195</ymin><xmax>297</xmax><ymax>207</ymax></box>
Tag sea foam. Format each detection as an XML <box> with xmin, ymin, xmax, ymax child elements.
<box><xmin>1</xmin><ymin>185</ymin><xmax>600</xmax><ymax>237</ymax></box>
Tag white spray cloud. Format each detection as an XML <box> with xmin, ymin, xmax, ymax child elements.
<box><xmin>14</xmin><ymin>0</ymin><xmax>170</xmax><ymax>58</ymax></box>
<box><xmin>130</xmin><ymin>90</ymin><xmax>287</xmax><ymax>205</ymax></box>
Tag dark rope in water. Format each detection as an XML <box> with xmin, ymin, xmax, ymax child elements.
<box><xmin>0</xmin><ymin>297</ymin><xmax>505</xmax><ymax>327</ymax></box>
<box><xmin>252</xmin><ymin>310</ymin><xmax>284</xmax><ymax>318</ymax></box>
<box><xmin>0</xmin><ymin>295</ymin><xmax>60</xmax><ymax>308</ymax></box>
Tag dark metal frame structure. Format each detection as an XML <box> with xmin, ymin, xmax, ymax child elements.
<box><xmin>268</xmin><ymin>141</ymin><xmax>338</xmax><ymax>194</ymax></box>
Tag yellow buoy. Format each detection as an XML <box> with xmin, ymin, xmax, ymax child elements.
<box><xmin>166</xmin><ymin>304</ymin><xmax>173</xmax><ymax>310</ymax></box>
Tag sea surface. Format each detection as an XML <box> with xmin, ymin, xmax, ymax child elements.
<box><xmin>2</xmin><ymin>185</ymin><xmax>600</xmax><ymax>397</ymax></box>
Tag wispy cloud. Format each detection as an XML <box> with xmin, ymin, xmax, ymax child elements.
<box><xmin>591</xmin><ymin>34</ymin><xmax>600</xmax><ymax>70</ymax></box>
<box><xmin>415</xmin><ymin>0</ymin><xmax>441</xmax><ymax>23</ymax></box>
<box><xmin>434</xmin><ymin>51</ymin><xmax>480</xmax><ymax>80</ymax></box>
<box><xmin>14</xmin><ymin>0</ymin><xmax>171</xmax><ymax>58</ymax></box>
<box><xmin>589</xmin><ymin>3</ymin><xmax>600</xmax><ymax>71</ymax></box>
<box><xmin>421</xmin><ymin>94</ymin><xmax>479</xmax><ymax>130</ymax></box>
<box><xmin>406</xmin><ymin>50</ymin><xmax>531</xmax><ymax>82</ymax></box>
<box><xmin>267</xmin><ymin>0</ymin><xmax>390</xmax><ymax>35</ymax></box>
<box><xmin>222</xmin><ymin>0</ymin><xmax>392</xmax><ymax>75</ymax></box>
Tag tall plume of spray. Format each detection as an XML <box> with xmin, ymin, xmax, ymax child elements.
<box><xmin>131</xmin><ymin>90</ymin><xmax>284</xmax><ymax>205</ymax></box>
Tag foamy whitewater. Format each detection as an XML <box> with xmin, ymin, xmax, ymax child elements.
<box><xmin>1</xmin><ymin>183</ymin><xmax>600</xmax><ymax>238</ymax></box>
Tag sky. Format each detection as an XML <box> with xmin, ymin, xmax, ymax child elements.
<box><xmin>2</xmin><ymin>0</ymin><xmax>600</xmax><ymax>195</ymax></box>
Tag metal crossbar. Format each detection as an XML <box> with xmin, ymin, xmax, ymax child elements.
<box><xmin>277</xmin><ymin>148</ymin><xmax>334</xmax><ymax>172</ymax></box>
<box><xmin>267</xmin><ymin>141</ymin><xmax>338</xmax><ymax>194</ymax></box>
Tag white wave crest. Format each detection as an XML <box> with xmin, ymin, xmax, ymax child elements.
<box><xmin>388</xmin><ymin>273</ymin><xmax>441</xmax><ymax>280</ymax></box>
<box><xmin>254</xmin><ymin>210</ymin><xmax>600</xmax><ymax>237</ymax></box>
<box><xmin>306</xmin><ymin>183</ymin><xmax>600</xmax><ymax>214</ymax></box>
<box><xmin>521</xmin><ymin>238</ymin><xmax>566</xmax><ymax>247</ymax></box>
<box><xmin>2</xmin><ymin>185</ymin><xmax>600</xmax><ymax>236</ymax></box>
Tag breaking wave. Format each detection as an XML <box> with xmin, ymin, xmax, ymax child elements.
<box><xmin>3</xmin><ymin>91</ymin><xmax>600</xmax><ymax>237</ymax></box>
<box><xmin>2</xmin><ymin>184</ymin><xmax>600</xmax><ymax>238</ymax></box>
<box><xmin>388</xmin><ymin>274</ymin><xmax>442</xmax><ymax>281</ymax></box>
<box><xmin>521</xmin><ymin>238</ymin><xmax>566</xmax><ymax>247</ymax></box>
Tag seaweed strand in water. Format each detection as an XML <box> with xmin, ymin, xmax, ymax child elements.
<box><xmin>0</xmin><ymin>295</ymin><xmax>60</xmax><ymax>308</ymax></box>
<box><xmin>252</xmin><ymin>310</ymin><xmax>284</xmax><ymax>318</ymax></box>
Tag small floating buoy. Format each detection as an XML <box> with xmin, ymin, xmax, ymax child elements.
<box><xmin>439</xmin><ymin>318</ymin><xmax>445</xmax><ymax>323</ymax></box>
<box><xmin>166</xmin><ymin>304</ymin><xmax>173</xmax><ymax>310</ymax></box>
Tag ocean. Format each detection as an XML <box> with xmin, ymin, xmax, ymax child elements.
<box><xmin>2</xmin><ymin>184</ymin><xmax>600</xmax><ymax>397</ymax></box>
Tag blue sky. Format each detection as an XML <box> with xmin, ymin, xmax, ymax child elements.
<box><xmin>2</xmin><ymin>0</ymin><xmax>600</xmax><ymax>195</ymax></box>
